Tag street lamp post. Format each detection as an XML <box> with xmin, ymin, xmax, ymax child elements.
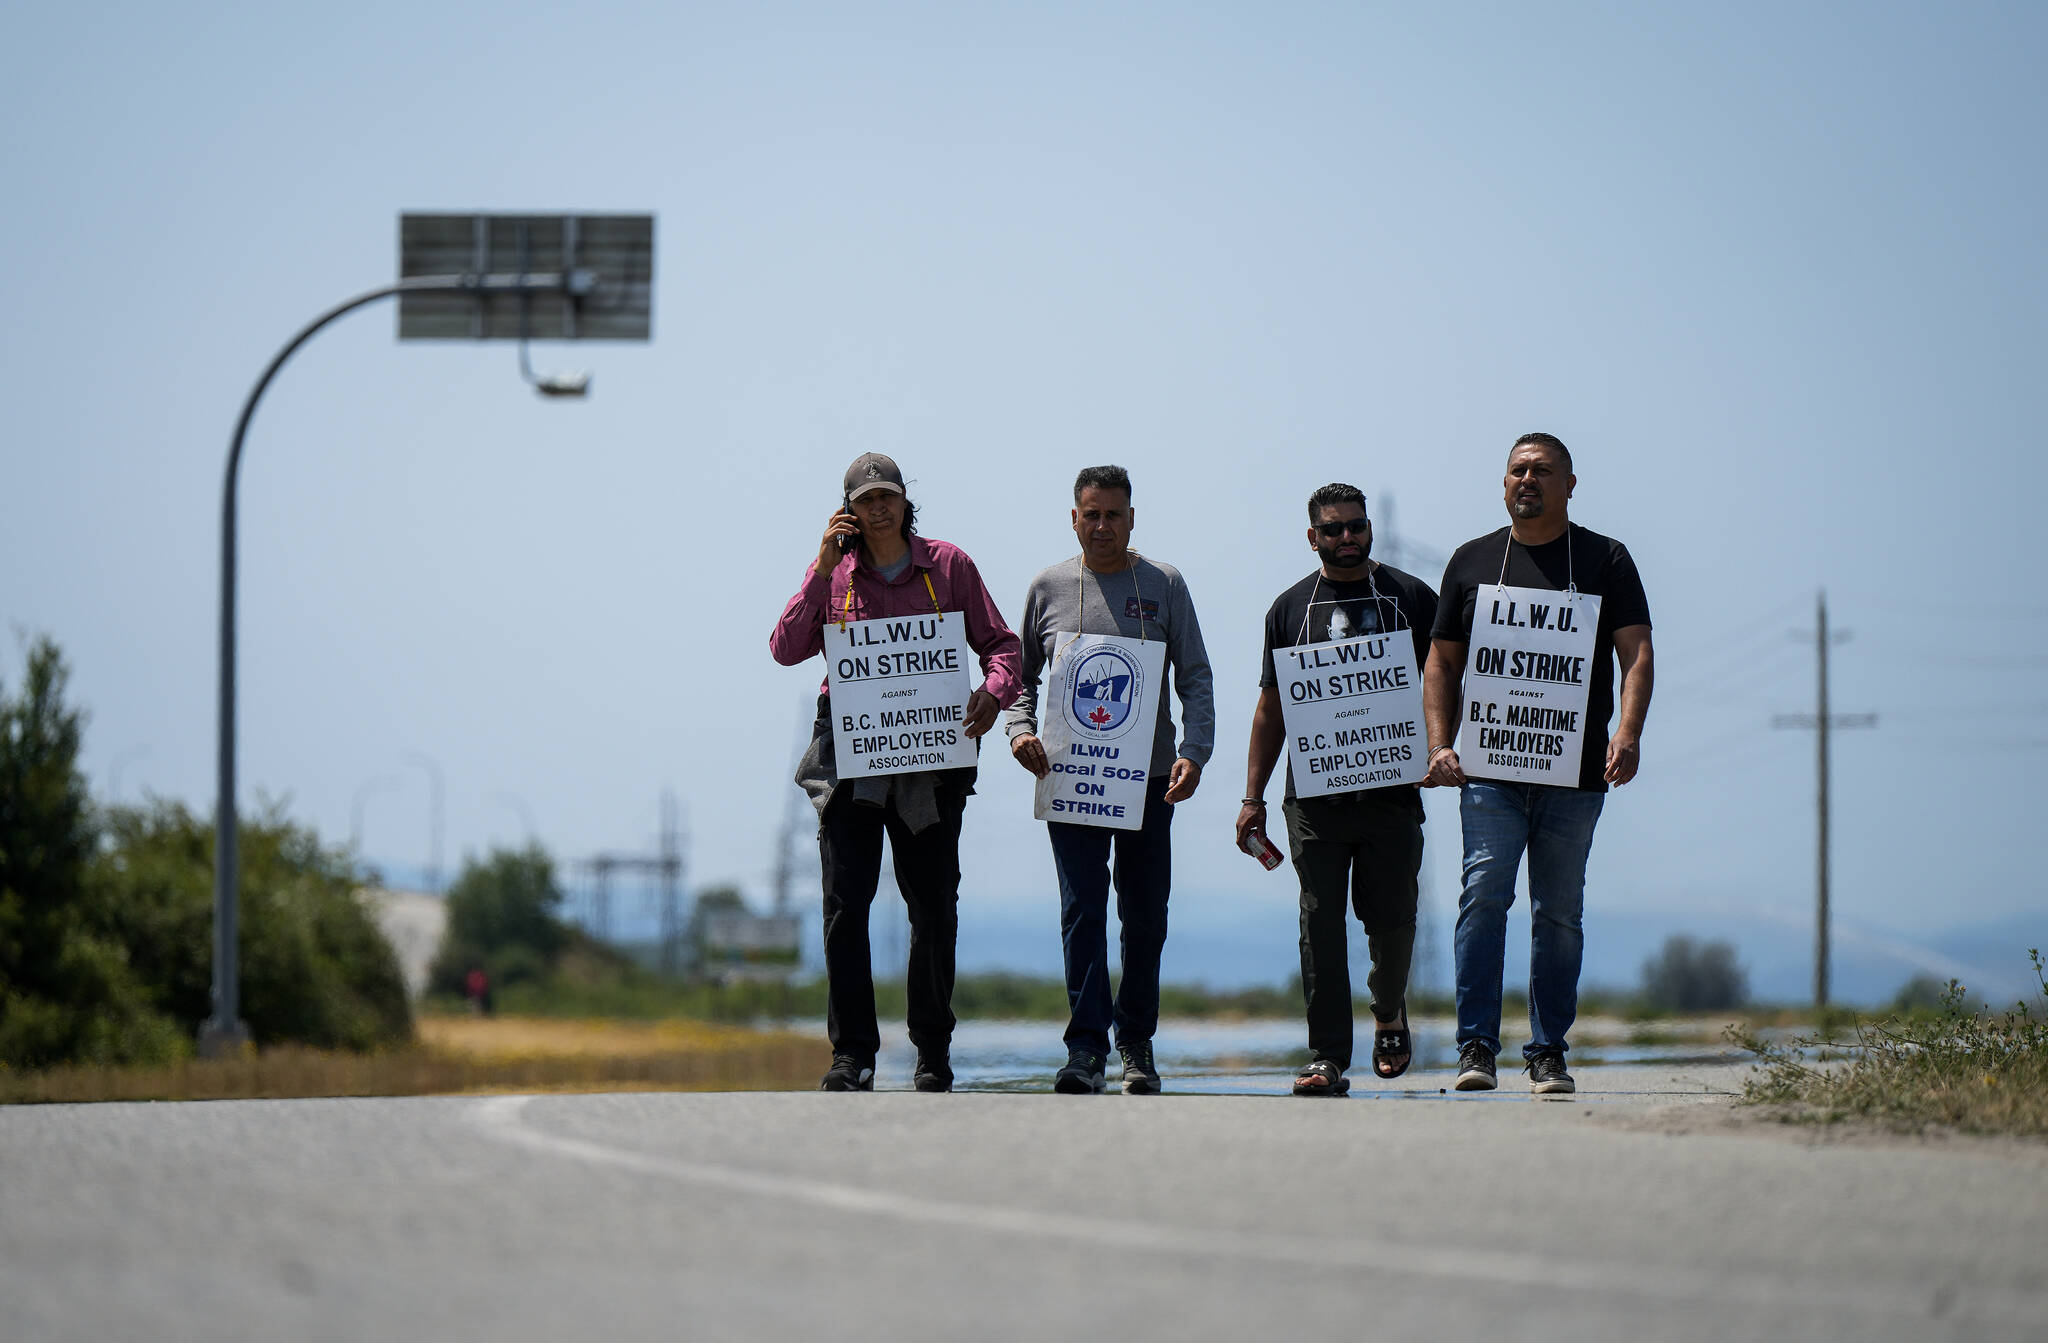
<box><xmin>201</xmin><ymin>213</ymin><xmax>654</xmax><ymax>1056</ymax></box>
<box><xmin>402</xmin><ymin>751</ymin><xmax>445</xmax><ymax>895</ymax></box>
<box><xmin>350</xmin><ymin>772</ymin><xmax>404</xmax><ymax>851</ymax></box>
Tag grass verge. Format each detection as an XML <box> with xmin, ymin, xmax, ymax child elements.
<box><xmin>1731</xmin><ymin>950</ymin><xmax>2048</xmax><ymax>1138</ymax></box>
<box><xmin>0</xmin><ymin>1016</ymin><xmax>825</xmax><ymax>1104</ymax></box>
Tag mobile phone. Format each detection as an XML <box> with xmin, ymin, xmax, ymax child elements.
<box><xmin>838</xmin><ymin>494</ymin><xmax>858</xmax><ymax>552</ymax></box>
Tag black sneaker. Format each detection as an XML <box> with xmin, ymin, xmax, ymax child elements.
<box><xmin>1525</xmin><ymin>1049</ymin><xmax>1575</xmax><ymax>1095</ymax></box>
<box><xmin>1453</xmin><ymin>1042</ymin><xmax>1498</xmax><ymax>1091</ymax></box>
<box><xmin>820</xmin><ymin>1054</ymin><xmax>875</xmax><ymax>1092</ymax></box>
<box><xmin>1117</xmin><ymin>1040</ymin><xmax>1161</xmax><ymax>1095</ymax></box>
<box><xmin>913</xmin><ymin>1048</ymin><xmax>954</xmax><ymax>1093</ymax></box>
<box><xmin>1053</xmin><ymin>1051</ymin><xmax>1107</xmax><ymax>1094</ymax></box>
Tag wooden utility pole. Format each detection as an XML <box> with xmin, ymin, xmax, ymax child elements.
<box><xmin>1773</xmin><ymin>589</ymin><xmax>1876</xmax><ymax>1008</ymax></box>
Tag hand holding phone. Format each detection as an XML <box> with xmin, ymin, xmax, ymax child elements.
<box><xmin>837</xmin><ymin>495</ymin><xmax>859</xmax><ymax>553</ymax></box>
<box><xmin>817</xmin><ymin>503</ymin><xmax>861</xmax><ymax>572</ymax></box>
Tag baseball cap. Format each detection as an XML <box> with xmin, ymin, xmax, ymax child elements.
<box><xmin>843</xmin><ymin>453</ymin><xmax>906</xmax><ymax>500</ymax></box>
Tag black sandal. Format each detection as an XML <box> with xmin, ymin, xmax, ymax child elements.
<box><xmin>1292</xmin><ymin>1059</ymin><xmax>1351</xmax><ymax>1097</ymax></box>
<box><xmin>1372</xmin><ymin>1025</ymin><xmax>1413</xmax><ymax>1080</ymax></box>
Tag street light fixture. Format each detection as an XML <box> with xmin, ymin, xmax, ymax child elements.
<box><xmin>487</xmin><ymin>790</ymin><xmax>538</xmax><ymax>844</ymax></box>
<box><xmin>201</xmin><ymin>212</ymin><xmax>655</xmax><ymax>1057</ymax></box>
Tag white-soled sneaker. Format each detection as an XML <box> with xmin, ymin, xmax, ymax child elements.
<box><xmin>1453</xmin><ymin>1042</ymin><xmax>1498</xmax><ymax>1091</ymax></box>
<box><xmin>1525</xmin><ymin>1050</ymin><xmax>1575</xmax><ymax>1095</ymax></box>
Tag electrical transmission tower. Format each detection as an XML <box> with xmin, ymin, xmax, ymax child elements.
<box><xmin>1772</xmin><ymin>590</ymin><xmax>1877</xmax><ymax>1008</ymax></box>
<box><xmin>1376</xmin><ymin>489</ymin><xmax>1450</xmax><ymax>998</ymax></box>
<box><xmin>1373</xmin><ymin>492</ymin><xmax>1449</xmax><ymax>584</ymax></box>
<box><xmin>770</xmin><ymin>778</ymin><xmax>805</xmax><ymax>918</ymax></box>
<box><xmin>577</xmin><ymin>790</ymin><xmax>688</xmax><ymax>974</ymax></box>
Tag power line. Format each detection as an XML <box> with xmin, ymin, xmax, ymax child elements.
<box><xmin>1662</xmin><ymin>642</ymin><xmax>1804</xmax><ymax>704</ymax></box>
<box><xmin>1861</xmin><ymin>598</ymin><xmax>2048</xmax><ymax>619</ymax></box>
<box><xmin>1655</xmin><ymin>726</ymin><xmax>1787</xmax><ymax>772</ymax></box>
<box><xmin>1895</xmin><ymin>653</ymin><xmax>2048</xmax><ymax>669</ymax></box>
<box><xmin>1655</xmin><ymin>594</ymin><xmax>1817</xmax><ymax>695</ymax></box>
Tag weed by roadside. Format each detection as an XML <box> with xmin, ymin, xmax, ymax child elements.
<box><xmin>1730</xmin><ymin>950</ymin><xmax>2048</xmax><ymax>1138</ymax></box>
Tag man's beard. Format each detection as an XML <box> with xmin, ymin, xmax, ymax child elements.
<box><xmin>1317</xmin><ymin>541</ymin><xmax>1369</xmax><ymax>568</ymax></box>
<box><xmin>1511</xmin><ymin>495</ymin><xmax>1545</xmax><ymax>519</ymax></box>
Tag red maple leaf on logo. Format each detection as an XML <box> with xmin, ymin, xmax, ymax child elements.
<box><xmin>1088</xmin><ymin>706</ymin><xmax>1113</xmax><ymax>726</ymax></box>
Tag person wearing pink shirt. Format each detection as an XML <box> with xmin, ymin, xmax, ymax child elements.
<box><xmin>771</xmin><ymin>453</ymin><xmax>1023</xmax><ymax>1092</ymax></box>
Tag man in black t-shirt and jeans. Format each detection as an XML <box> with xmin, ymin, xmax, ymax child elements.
<box><xmin>1423</xmin><ymin>433</ymin><xmax>1654</xmax><ymax>1095</ymax></box>
<box><xmin>1238</xmin><ymin>484</ymin><xmax>1438</xmax><ymax>1096</ymax></box>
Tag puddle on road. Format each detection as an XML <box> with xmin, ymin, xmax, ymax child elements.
<box><xmin>782</xmin><ymin>1016</ymin><xmax>1747</xmax><ymax>1098</ymax></box>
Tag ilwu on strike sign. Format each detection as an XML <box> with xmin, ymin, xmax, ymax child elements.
<box><xmin>822</xmin><ymin>614</ymin><xmax>976</xmax><ymax>778</ymax></box>
<box><xmin>1457</xmin><ymin>585</ymin><xmax>1601</xmax><ymax>787</ymax></box>
<box><xmin>1276</xmin><ymin>632</ymin><xmax>1428</xmax><ymax>794</ymax></box>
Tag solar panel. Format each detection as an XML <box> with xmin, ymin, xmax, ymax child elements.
<box><xmin>396</xmin><ymin>212</ymin><xmax>654</xmax><ymax>341</ymax></box>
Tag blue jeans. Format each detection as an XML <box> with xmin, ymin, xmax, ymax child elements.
<box><xmin>1454</xmin><ymin>780</ymin><xmax>1605</xmax><ymax>1060</ymax></box>
<box><xmin>1047</xmin><ymin>775</ymin><xmax>1174</xmax><ymax>1057</ymax></box>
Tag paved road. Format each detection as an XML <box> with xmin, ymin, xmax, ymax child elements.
<box><xmin>4</xmin><ymin>1064</ymin><xmax>2042</xmax><ymax>1341</ymax></box>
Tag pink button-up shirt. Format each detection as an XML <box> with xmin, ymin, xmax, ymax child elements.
<box><xmin>770</xmin><ymin>535</ymin><xmax>1024</xmax><ymax>707</ymax></box>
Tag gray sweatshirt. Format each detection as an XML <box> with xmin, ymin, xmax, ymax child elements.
<box><xmin>1004</xmin><ymin>553</ymin><xmax>1215</xmax><ymax>778</ymax></box>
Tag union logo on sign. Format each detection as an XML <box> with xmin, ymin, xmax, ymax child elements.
<box><xmin>1070</xmin><ymin>646</ymin><xmax>1142</xmax><ymax>737</ymax></box>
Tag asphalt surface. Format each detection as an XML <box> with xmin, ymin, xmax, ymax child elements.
<box><xmin>4</xmin><ymin>1063</ymin><xmax>2043</xmax><ymax>1342</ymax></box>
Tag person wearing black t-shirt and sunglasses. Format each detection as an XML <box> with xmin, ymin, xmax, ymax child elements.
<box><xmin>1422</xmin><ymin>433</ymin><xmax>1654</xmax><ymax>1096</ymax></box>
<box><xmin>1238</xmin><ymin>483</ymin><xmax>1438</xmax><ymax>1096</ymax></box>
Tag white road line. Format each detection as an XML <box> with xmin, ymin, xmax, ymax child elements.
<box><xmin>468</xmin><ymin>1095</ymin><xmax>2036</xmax><ymax>1326</ymax></box>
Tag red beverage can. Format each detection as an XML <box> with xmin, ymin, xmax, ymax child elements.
<box><xmin>1240</xmin><ymin>831</ymin><xmax>1284</xmax><ymax>871</ymax></box>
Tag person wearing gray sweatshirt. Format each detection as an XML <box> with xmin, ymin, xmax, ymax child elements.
<box><xmin>1006</xmin><ymin>465</ymin><xmax>1215</xmax><ymax>1094</ymax></box>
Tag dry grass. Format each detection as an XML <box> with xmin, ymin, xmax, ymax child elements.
<box><xmin>0</xmin><ymin>1015</ymin><xmax>826</xmax><ymax>1104</ymax></box>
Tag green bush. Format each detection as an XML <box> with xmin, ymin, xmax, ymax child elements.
<box><xmin>1641</xmin><ymin>934</ymin><xmax>1749</xmax><ymax>1011</ymax></box>
<box><xmin>1889</xmin><ymin>972</ymin><xmax>1950</xmax><ymax>1015</ymax></box>
<box><xmin>429</xmin><ymin>845</ymin><xmax>571</xmax><ymax>995</ymax></box>
<box><xmin>0</xmin><ymin>638</ymin><xmax>183</xmax><ymax>1068</ymax></box>
<box><xmin>0</xmin><ymin>635</ymin><xmax>411</xmax><ymax>1068</ymax></box>
<box><xmin>93</xmin><ymin>800</ymin><xmax>413</xmax><ymax>1052</ymax></box>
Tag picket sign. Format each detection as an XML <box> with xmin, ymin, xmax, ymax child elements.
<box><xmin>823</xmin><ymin>613</ymin><xmax>976</xmax><ymax>778</ymax></box>
<box><xmin>1457</xmin><ymin>584</ymin><xmax>1601</xmax><ymax>787</ymax></box>
<box><xmin>1032</xmin><ymin>633</ymin><xmax>1166</xmax><ymax>831</ymax></box>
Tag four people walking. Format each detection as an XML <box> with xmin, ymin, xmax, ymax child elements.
<box><xmin>771</xmin><ymin>437</ymin><xmax>1653</xmax><ymax>1095</ymax></box>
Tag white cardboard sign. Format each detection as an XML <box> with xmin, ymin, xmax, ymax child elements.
<box><xmin>1277</xmin><ymin>632</ymin><xmax>1428</xmax><ymax>795</ymax></box>
<box><xmin>822</xmin><ymin>613</ymin><xmax>977</xmax><ymax>778</ymax></box>
<box><xmin>1457</xmin><ymin>584</ymin><xmax>1602</xmax><ymax>787</ymax></box>
<box><xmin>1032</xmin><ymin>633</ymin><xmax>1167</xmax><ymax>831</ymax></box>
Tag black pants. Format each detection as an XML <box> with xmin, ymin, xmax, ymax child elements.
<box><xmin>1282</xmin><ymin>789</ymin><xmax>1424</xmax><ymax>1072</ymax></box>
<box><xmin>818</xmin><ymin>782</ymin><xmax>967</xmax><ymax>1063</ymax></box>
<box><xmin>1047</xmin><ymin>775</ymin><xmax>1174</xmax><ymax>1056</ymax></box>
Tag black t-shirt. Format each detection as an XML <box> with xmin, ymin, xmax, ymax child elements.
<box><xmin>1431</xmin><ymin>524</ymin><xmax>1652</xmax><ymax>792</ymax></box>
<box><xmin>1261</xmin><ymin>563</ymin><xmax>1438</xmax><ymax>800</ymax></box>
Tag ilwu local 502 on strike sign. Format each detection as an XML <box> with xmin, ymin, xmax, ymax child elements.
<box><xmin>1033</xmin><ymin>633</ymin><xmax>1166</xmax><ymax>831</ymax></box>
<box><xmin>823</xmin><ymin>614</ymin><xmax>977</xmax><ymax>778</ymax></box>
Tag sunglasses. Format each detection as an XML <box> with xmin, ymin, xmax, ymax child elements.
<box><xmin>1315</xmin><ymin>520</ymin><xmax>1370</xmax><ymax>538</ymax></box>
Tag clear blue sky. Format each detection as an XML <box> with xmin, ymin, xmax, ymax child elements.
<box><xmin>4</xmin><ymin>2</ymin><xmax>2043</xmax><ymax>1001</ymax></box>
